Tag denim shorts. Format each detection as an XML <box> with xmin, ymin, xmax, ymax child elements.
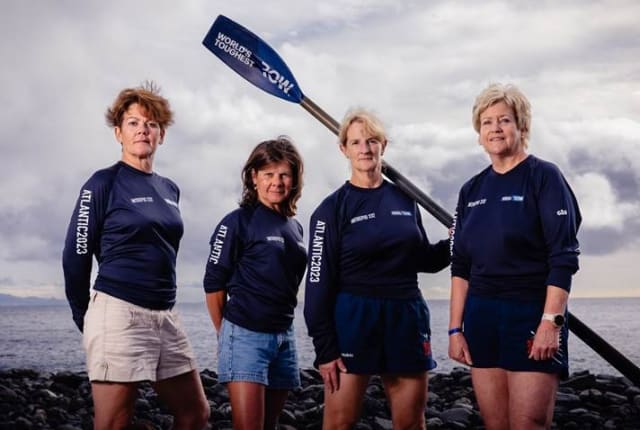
<box><xmin>83</xmin><ymin>291</ymin><xmax>197</xmax><ymax>382</ymax></box>
<box><xmin>335</xmin><ymin>292</ymin><xmax>437</xmax><ymax>374</ymax></box>
<box><xmin>463</xmin><ymin>293</ymin><xmax>569</xmax><ymax>378</ymax></box>
<box><xmin>217</xmin><ymin>319</ymin><xmax>301</xmax><ymax>389</ymax></box>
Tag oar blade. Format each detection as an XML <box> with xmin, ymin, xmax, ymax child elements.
<box><xmin>203</xmin><ymin>15</ymin><xmax>304</xmax><ymax>104</ymax></box>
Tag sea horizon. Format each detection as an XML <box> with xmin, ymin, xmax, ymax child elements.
<box><xmin>1</xmin><ymin>296</ymin><xmax>638</xmax><ymax>381</ymax></box>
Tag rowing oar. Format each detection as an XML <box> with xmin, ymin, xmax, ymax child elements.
<box><xmin>202</xmin><ymin>14</ymin><xmax>640</xmax><ymax>386</ymax></box>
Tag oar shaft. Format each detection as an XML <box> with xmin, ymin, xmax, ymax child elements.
<box><xmin>300</xmin><ymin>94</ymin><xmax>640</xmax><ymax>386</ymax></box>
<box><xmin>382</xmin><ymin>163</ymin><xmax>454</xmax><ymax>227</ymax></box>
<box><xmin>301</xmin><ymin>96</ymin><xmax>454</xmax><ymax>227</ymax></box>
<box><xmin>300</xmin><ymin>97</ymin><xmax>340</xmax><ymax>134</ymax></box>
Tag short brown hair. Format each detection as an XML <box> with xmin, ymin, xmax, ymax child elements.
<box><xmin>240</xmin><ymin>136</ymin><xmax>304</xmax><ymax>217</ymax></box>
<box><xmin>472</xmin><ymin>83</ymin><xmax>531</xmax><ymax>148</ymax></box>
<box><xmin>105</xmin><ymin>81</ymin><xmax>174</xmax><ymax>130</ymax></box>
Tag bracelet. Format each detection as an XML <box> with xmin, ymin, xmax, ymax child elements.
<box><xmin>448</xmin><ymin>327</ymin><xmax>462</xmax><ymax>336</ymax></box>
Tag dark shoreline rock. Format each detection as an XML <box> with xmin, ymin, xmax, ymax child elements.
<box><xmin>0</xmin><ymin>367</ymin><xmax>638</xmax><ymax>429</ymax></box>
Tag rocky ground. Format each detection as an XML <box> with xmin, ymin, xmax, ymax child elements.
<box><xmin>1</xmin><ymin>367</ymin><xmax>639</xmax><ymax>429</ymax></box>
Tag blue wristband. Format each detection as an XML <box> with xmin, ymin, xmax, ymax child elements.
<box><xmin>448</xmin><ymin>327</ymin><xmax>462</xmax><ymax>336</ymax></box>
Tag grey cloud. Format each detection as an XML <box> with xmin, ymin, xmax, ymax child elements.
<box><xmin>569</xmin><ymin>149</ymin><xmax>639</xmax><ymax>198</ymax></box>
<box><xmin>579</xmin><ymin>221</ymin><xmax>640</xmax><ymax>256</ymax></box>
<box><xmin>1</xmin><ymin>1</ymin><xmax>639</xmax><ymax>298</ymax></box>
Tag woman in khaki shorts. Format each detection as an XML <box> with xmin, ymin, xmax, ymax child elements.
<box><xmin>62</xmin><ymin>82</ymin><xmax>209</xmax><ymax>429</ymax></box>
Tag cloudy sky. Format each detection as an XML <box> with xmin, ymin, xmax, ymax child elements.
<box><xmin>1</xmin><ymin>0</ymin><xmax>638</xmax><ymax>302</ymax></box>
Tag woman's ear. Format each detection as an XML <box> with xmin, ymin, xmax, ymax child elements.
<box><xmin>339</xmin><ymin>143</ymin><xmax>348</xmax><ymax>158</ymax></box>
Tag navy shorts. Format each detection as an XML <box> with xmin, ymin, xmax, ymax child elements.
<box><xmin>463</xmin><ymin>294</ymin><xmax>568</xmax><ymax>378</ymax></box>
<box><xmin>334</xmin><ymin>292</ymin><xmax>436</xmax><ymax>374</ymax></box>
<box><xmin>217</xmin><ymin>319</ymin><xmax>301</xmax><ymax>389</ymax></box>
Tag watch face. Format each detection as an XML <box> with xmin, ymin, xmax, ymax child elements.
<box><xmin>554</xmin><ymin>314</ymin><xmax>565</xmax><ymax>326</ymax></box>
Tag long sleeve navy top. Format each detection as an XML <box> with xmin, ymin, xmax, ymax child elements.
<box><xmin>203</xmin><ymin>203</ymin><xmax>307</xmax><ymax>333</ymax></box>
<box><xmin>304</xmin><ymin>180</ymin><xmax>450</xmax><ymax>366</ymax></box>
<box><xmin>62</xmin><ymin>162</ymin><xmax>183</xmax><ymax>331</ymax></box>
<box><xmin>450</xmin><ymin>155</ymin><xmax>581</xmax><ymax>300</ymax></box>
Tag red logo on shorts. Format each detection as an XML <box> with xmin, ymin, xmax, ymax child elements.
<box><xmin>422</xmin><ymin>340</ymin><xmax>431</xmax><ymax>357</ymax></box>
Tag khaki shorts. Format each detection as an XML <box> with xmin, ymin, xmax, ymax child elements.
<box><xmin>83</xmin><ymin>291</ymin><xmax>197</xmax><ymax>382</ymax></box>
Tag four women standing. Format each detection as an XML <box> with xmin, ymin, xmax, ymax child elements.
<box><xmin>65</xmin><ymin>81</ymin><xmax>580</xmax><ymax>429</ymax></box>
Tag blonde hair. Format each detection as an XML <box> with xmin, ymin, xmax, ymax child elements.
<box><xmin>472</xmin><ymin>83</ymin><xmax>531</xmax><ymax>148</ymax></box>
<box><xmin>338</xmin><ymin>108</ymin><xmax>387</xmax><ymax>147</ymax></box>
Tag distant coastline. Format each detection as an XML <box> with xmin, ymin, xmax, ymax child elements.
<box><xmin>0</xmin><ymin>293</ymin><xmax>66</xmax><ymax>306</ymax></box>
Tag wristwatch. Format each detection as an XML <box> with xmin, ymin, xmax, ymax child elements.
<box><xmin>541</xmin><ymin>313</ymin><xmax>565</xmax><ymax>328</ymax></box>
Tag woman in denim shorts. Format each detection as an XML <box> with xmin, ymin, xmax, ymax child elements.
<box><xmin>204</xmin><ymin>137</ymin><xmax>307</xmax><ymax>429</ymax></box>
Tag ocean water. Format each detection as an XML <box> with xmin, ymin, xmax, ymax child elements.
<box><xmin>1</xmin><ymin>298</ymin><xmax>638</xmax><ymax>378</ymax></box>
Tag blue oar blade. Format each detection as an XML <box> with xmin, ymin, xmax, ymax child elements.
<box><xmin>203</xmin><ymin>15</ymin><xmax>304</xmax><ymax>104</ymax></box>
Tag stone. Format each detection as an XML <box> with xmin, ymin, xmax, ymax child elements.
<box><xmin>0</xmin><ymin>385</ymin><xmax>18</xmax><ymax>401</ymax></box>
<box><xmin>199</xmin><ymin>372</ymin><xmax>217</xmax><ymax>387</ymax></box>
<box><xmin>426</xmin><ymin>417</ymin><xmax>444</xmax><ymax>427</ymax></box>
<box><xmin>371</xmin><ymin>416</ymin><xmax>391</xmax><ymax>429</ymax></box>
<box><xmin>0</xmin><ymin>368</ymin><xmax>638</xmax><ymax>429</ymax></box>
<box><xmin>561</xmin><ymin>372</ymin><xmax>596</xmax><ymax>390</ymax></box>
<box><xmin>439</xmin><ymin>407</ymin><xmax>472</xmax><ymax>426</ymax></box>
<box><xmin>556</xmin><ymin>391</ymin><xmax>582</xmax><ymax>406</ymax></box>
<box><xmin>603</xmin><ymin>391</ymin><xmax>628</xmax><ymax>404</ymax></box>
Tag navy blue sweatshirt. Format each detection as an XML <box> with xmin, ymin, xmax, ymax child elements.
<box><xmin>304</xmin><ymin>180</ymin><xmax>450</xmax><ymax>365</ymax></box>
<box><xmin>451</xmin><ymin>155</ymin><xmax>581</xmax><ymax>299</ymax></box>
<box><xmin>203</xmin><ymin>203</ymin><xmax>307</xmax><ymax>333</ymax></box>
<box><xmin>62</xmin><ymin>162</ymin><xmax>183</xmax><ymax>331</ymax></box>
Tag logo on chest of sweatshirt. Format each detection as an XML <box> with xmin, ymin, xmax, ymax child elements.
<box><xmin>266</xmin><ymin>236</ymin><xmax>285</xmax><ymax>244</ymax></box>
<box><xmin>467</xmin><ymin>198</ymin><xmax>486</xmax><ymax>208</ymax></box>
<box><xmin>390</xmin><ymin>210</ymin><xmax>412</xmax><ymax>216</ymax></box>
<box><xmin>501</xmin><ymin>195</ymin><xmax>524</xmax><ymax>202</ymax></box>
<box><xmin>350</xmin><ymin>212</ymin><xmax>376</xmax><ymax>224</ymax></box>
<box><xmin>130</xmin><ymin>196</ymin><xmax>154</xmax><ymax>204</ymax></box>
